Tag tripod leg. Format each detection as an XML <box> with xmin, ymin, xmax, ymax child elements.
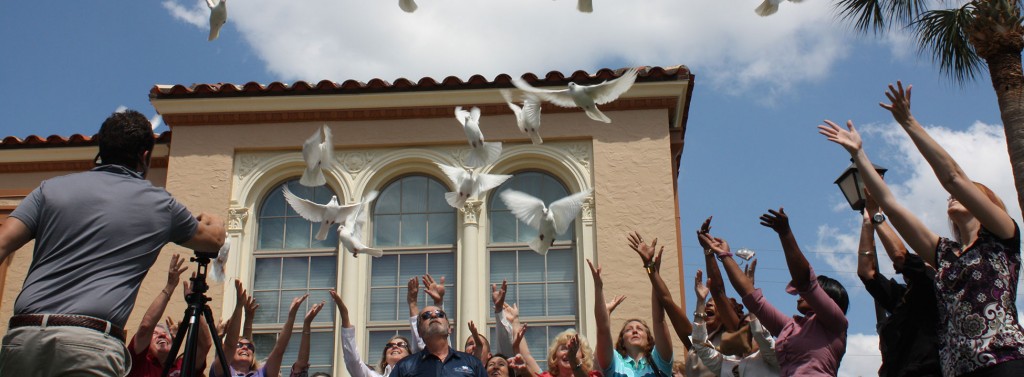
<box><xmin>180</xmin><ymin>307</ymin><xmax>203</xmax><ymax>377</ymax></box>
<box><xmin>164</xmin><ymin>304</ymin><xmax>199</xmax><ymax>377</ymax></box>
<box><xmin>203</xmin><ymin>304</ymin><xmax>231</xmax><ymax>377</ymax></box>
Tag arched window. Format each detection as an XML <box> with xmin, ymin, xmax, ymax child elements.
<box><xmin>368</xmin><ymin>175</ymin><xmax>457</xmax><ymax>353</ymax></box>
<box><xmin>488</xmin><ymin>172</ymin><xmax>578</xmax><ymax>370</ymax></box>
<box><xmin>252</xmin><ymin>179</ymin><xmax>337</xmax><ymax>375</ymax></box>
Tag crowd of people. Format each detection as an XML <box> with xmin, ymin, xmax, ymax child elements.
<box><xmin>0</xmin><ymin>81</ymin><xmax>1023</xmax><ymax>377</ymax></box>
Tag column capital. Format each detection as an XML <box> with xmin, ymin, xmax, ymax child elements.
<box><xmin>461</xmin><ymin>200</ymin><xmax>484</xmax><ymax>225</ymax></box>
<box><xmin>227</xmin><ymin>207</ymin><xmax>250</xmax><ymax>233</ymax></box>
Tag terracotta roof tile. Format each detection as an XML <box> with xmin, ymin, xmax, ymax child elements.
<box><xmin>0</xmin><ymin>131</ymin><xmax>171</xmax><ymax>150</ymax></box>
<box><xmin>149</xmin><ymin>65</ymin><xmax>692</xmax><ymax>99</ymax></box>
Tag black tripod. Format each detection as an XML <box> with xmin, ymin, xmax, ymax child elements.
<box><xmin>163</xmin><ymin>252</ymin><xmax>231</xmax><ymax>377</ymax></box>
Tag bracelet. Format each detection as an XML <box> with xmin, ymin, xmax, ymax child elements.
<box><xmin>645</xmin><ymin>266</ymin><xmax>655</xmax><ymax>275</ymax></box>
<box><xmin>573</xmin><ymin>362</ymin><xmax>584</xmax><ymax>370</ymax></box>
<box><xmin>859</xmin><ymin>250</ymin><xmax>873</xmax><ymax>256</ymax></box>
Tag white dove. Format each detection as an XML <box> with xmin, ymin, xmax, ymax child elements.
<box><xmin>209</xmin><ymin>237</ymin><xmax>231</xmax><ymax>283</ymax></box>
<box><xmin>501</xmin><ymin>90</ymin><xmax>544</xmax><ymax>145</ymax></box>
<box><xmin>282</xmin><ymin>185</ymin><xmax>359</xmax><ymax>241</ymax></box>
<box><xmin>436</xmin><ymin>163</ymin><xmax>512</xmax><ymax>209</ymax></box>
<box><xmin>499</xmin><ymin>188</ymin><xmax>592</xmax><ymax>255</ymax></box>
<box><xmin>338</xmin><ymin>191</ymin><xmax>383</xmax><ymax>258</ymax></box>
<box><xmin>578</xmin><ymin>0</ymin><xmax>593</xmax><ymax>13</ymax></box>
<box><xmin>399</xmin><ymin>0</ymin><xmax>417</xmax><ymax>13</ymax></box>
<box><xmin>755</xmin><ymin>0</ymin><xmax>803</xmax><ymax>17</ymax></box>
<box><xmin>511</xmin><ymin>67</ymin><xmax>639</xmax><ymax>123</ymax></box>
<box><xmin>455</xmin><ymin>106</ymin><xmax>503</xmax><ymax>167</ymax></box>
<box><xmin>207</xmin><ymin>0</ymin><xmax>227</xmax><ymax>41</ymax></box>
<box><xmin>300</xmin><ymin>124</ymin><xmax>334</xmax><ymax>187</ymax></box>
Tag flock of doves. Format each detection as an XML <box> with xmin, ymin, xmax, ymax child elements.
<box><xmin>200</xmin><ymin>0</ymin><xmax>800</xmax><ymax>42</ymax></box>
<box><xmin>280</xmin><ymin>68</ymin><xmax>650</xmax><ymax>258</ymax></box>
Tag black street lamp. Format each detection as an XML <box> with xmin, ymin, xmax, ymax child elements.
<box><xmin>834</xmin><ymin>159</ymin><xmax>888</xmax><ymax>211</ymax></box>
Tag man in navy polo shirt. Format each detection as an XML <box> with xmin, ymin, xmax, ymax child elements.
<box><xmin>392</xmin><ymin>306</ymin><xmax>486</xmax><ymax>377</ymax></box>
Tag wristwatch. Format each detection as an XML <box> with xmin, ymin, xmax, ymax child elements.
<box><xmin>871</xmin><ymin>212</ymin><xmax>886</xmax><ymax>224</ymax></box>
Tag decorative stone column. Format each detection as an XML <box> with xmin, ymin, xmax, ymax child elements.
<box><xmin>458</xmin><ymin>200</ymin><xmax>483</xmax><ymax>340</ymax></box>
<box><xmin>580</xmin><ymin>195</ymin><xmax>598</xmax><ymax>337</ymax></box>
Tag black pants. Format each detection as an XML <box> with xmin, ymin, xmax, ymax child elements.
<box><xmin>959</xmin><ymin>359</ymin><xmax>1024</xmax><ymax>377</ymax></box>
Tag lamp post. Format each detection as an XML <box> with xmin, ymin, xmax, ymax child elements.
<box><xmin>834</xmin><ymin>159</ymin><xmax>888</xmax><ymax>324</ymax></box>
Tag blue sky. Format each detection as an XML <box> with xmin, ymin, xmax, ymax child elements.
<box><xmin>2</xmin><ymin>1</ymin><xmax>1018</xmax><ymax>376</ymax></box>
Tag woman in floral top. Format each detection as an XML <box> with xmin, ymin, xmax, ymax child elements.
<box><xmin>819</xmin><ymin>81</ymin><xmax>1024</xmax><ymax>376</ymax></box>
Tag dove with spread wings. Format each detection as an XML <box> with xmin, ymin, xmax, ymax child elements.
<box><xmin>499</xmin><ymin>188</ymin><xmax>592</xmax><ymax>255</ymax></box>
<box><xmin>511</xmin><ymin>67</ymin><xmax>638</xmax><ymax>124</ymax></box>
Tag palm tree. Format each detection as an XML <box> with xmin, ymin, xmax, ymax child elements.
<box><xmin>835</xmin><ymin>0</ymin><xmax>1024</xmax><ymax>217</ymax></box>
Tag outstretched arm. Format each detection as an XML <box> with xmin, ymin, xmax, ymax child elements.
<box><xmin>881</xmin><ymin>81</ymin><xmax>1014</xmax><ymax>239</ymax></box>
<box><xmin>628</xmin><ymin>232</ymin><xmax>693</xmax><ymax>339</ymax></box>
<box><xmin>857</xmin><ymin>209</ymin><xmax>880</xmax><ymax>282</ymax></box>
<box><xmin>242</xmin><ymin>293</ymin><xmax>258</xmax><ymax>341</ymax></box>
<box><xmin>511</xmin><ymin>324</ymin><xmax>543</xmax><ymax>376</ymax></box>
<box><xmin>759</xmin><ymin>208</ymin><xmax>812</xmax><ymax>288</ymax></box>
<box><xmin>132</xmin><ymin>254</ymin><xmax>188</xmax><ymax>354</ymax></box>
<box><xmin>588</xmin><ymin>259</ymin><xmax>614</xmax><ymax>372</ymax></box>
<box><xmin>292</xmin><ymin>300</ymin><xmax>325</xmax><ymax>375</ymax></box>
<box><xmin>697</xmin><ymin>218</ymin><xmax>741</xmax><ymax>332</ymax></box>
<box><xmin>265</xmin><ymin>294</ymin><xmax>309</xmax><ymax>376</ymax></box>
<box><xmin>819</xmin><ymin>119</ymin><xmax>941</xmax><ymax>265</ymax></box>
<box><xmin>212</xmin><ymin>279</ymin><xmax>245</xmax><ymax>377</ymax></box>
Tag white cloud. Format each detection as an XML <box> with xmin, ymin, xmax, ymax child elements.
<box><xmin>162</xmin><ymin>0</ymin><xmax>849</xmax><ymax>100</ymax></box>
<box><xmin>839</xmin><ymin>333</ymin><xmax>882</xmax><ymax>377</ymax></box>
<box><xmin>112</xmin><ymin>105</ymin><xmax>163</xmax><ymax>131</ymax></box>
<box><xmin>162</xmin><ymin>0</ymin><xmax>207</xmax><ymax>29</ymax></box>
<box><xmin>114</xmin><ymin>105</ymin><xmax>128</xmax><ymax>113</ymax></box>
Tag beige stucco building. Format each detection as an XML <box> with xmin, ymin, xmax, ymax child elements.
<box><xmin>0</xmin><ymin>65</ymin><xmax>693</xmax><ymax>375</ymax></box>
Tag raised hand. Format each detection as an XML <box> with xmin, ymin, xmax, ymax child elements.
<box><xmin>566</xmin><ymin>333</ymin><xmax>582</xmax><ymax>364</ymax></box>
<box><xmin>468</xmin><ymin>320</ymin><xmax>481</xmax><ymax>338</ymax></box>
<box><xmin>694</xmin><ymin>269</ymin><xmax>709</xmax><ymax>302</ymax></box>
<box><xmin>696</xmin><ymin>216</ymin><xmax>714</xmax><ymax>251</ymax></box>
<box><xmin>503</xmin><ymin>303</ymin><xmax>520</xmax><ymax>324</ymax></box>
<box><xmin>492</xmin><ymin>280</ymin><xmax>508</xmax><ymax>313</ymax></box>
<box><xmin>165</xmin><ymin>316</ymin><xmax>179</xmax><ymax>336</ymax></box>
<box><xmin>744</xmin><ymin>258</ymin><xmax>758</xmax><ymax>285</ymax></box>
<box><xmin>422</xmin><ymin>274</ymin><xmax>446</xmax><ymax>305</ymax></box>
<box><xmin>879</xmin><ymin>81</ymin><xmax>913</xmax><ymax>125</ymax></box>
<box><xmin>289</xmin><ymin>294</ymin><xmax>310</xmax><ymax>317</ymax></box>
<box><xmin>234</xmin><ymin>279</ymin><xmax>245</xmax><ymax>302</ymax></box>
<box><xmin>507</xmin><ymin>354</ymin><xmax>528</xmax><ymax>372</ymax></box>
<box><xmin>628</xmin><ymin>231</ymin><xmax>664</xmax><ymax>271</ymax></box>
<box><xmin>167</xmin><ymin>254</ymin><xmax>189</xmax><ymax>288</ymax></box>
<box><xmin>304</xmin><ymin>301</ymin><xmax>324</xmax><ymax>325</ymax></box>
<box><xmin>818</xmin><ymin>120</ymin><xmax>862</xmax><ymax>155</ymax></box>
<box><xmin>759</xmin><ymin>208</ymin><xmax>791</xmax><ymax>235</ymax></box>
<box><xmin>406</xmin><ymin>277</ymin><xmax>420</xmax><ymax>312</ymax></box>
<box><xmin>697</xmin><ymin>233</ymin><xmax>732</xmax><ymax>259</ymax></box>
<box><xmin>244</xmin><ymin>294</ymin><xmax>259</xmax><ymax>321</ymax></box>
<box><xmin>606</xmin><ymin>295</ymin><xmax>627</xmax><ymax>315</ymax></box>
<box><xmin>512</xmin><ymin>323</ymin><xmax>527</xmax><ymax>351</ymax></box>
<box><xmin>586</xmin><ymin>259</ymin><xmax>603</xmax><ymax>288</ymax></box>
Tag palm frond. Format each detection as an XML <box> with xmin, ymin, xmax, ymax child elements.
<box><xmin>913</xmin><ymin>4</ymin><xmax>985</xmax><ymax>84</ymax></box>
<box><xmin>834</xmin><ymin>0</ymin><xmax>928</xmax><ymax>33</ymax></box>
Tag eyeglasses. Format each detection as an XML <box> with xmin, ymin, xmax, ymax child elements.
<box><xmin>419</xmin><ymin>310</ymin><xmax>447</xmax><ymax>321</ymax></box>
<box><xmin>385</xmin><ymin>341</ymin><xmax>409</xmax><ymax>350</ymax></box>
<box><xmin>237</xmin><ymin>342</ymin><xmax>255</xmax><ymax>351</ymax></box>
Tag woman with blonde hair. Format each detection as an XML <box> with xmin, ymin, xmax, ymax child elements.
<box><xmin>513</xmin><ymin>326</ymin><xmax>599</xmax><ymax>377</ymax></box>
<box><xmin>819</xmin><ymin>81</ymin><xmax>1024</xmax><ymax>376</ymax></box>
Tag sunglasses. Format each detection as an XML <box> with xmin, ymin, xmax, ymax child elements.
<box><xmin>419</xmin><ymin>310</ymin><xmax>447</xmax><ymax>321</ymax></box>
<box><xmin>237</xmin><ymin>342</ymin><xmax>255</xmax><ymax>351</ymax></box>
<box><xmin>385</xmin><ymin>341</ymin><xmax>409</xmax><ymax>351</ymax></box>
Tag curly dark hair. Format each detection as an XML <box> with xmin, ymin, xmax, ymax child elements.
<box><xmin>95</xmin><ymin>109</ymin><xmax>155</xmax><ymax>168</ymax></box>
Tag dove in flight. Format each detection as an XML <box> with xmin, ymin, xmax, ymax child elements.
<box><xmin>338</xmin><ymin>191</ymin><xmax>382</xmax><ymax>258</ymax></box>
<box><xmin>499</xmin><ymin>188</ymin><xmax>592</xmax><ymax>255</ymax></box>
<box><xmin>399</xmin><ymin>0</ymin><xmax>417</xmax><ymax>13</ymax></box>
<box><xmin>436</xmin><ymin>163</ymin><xmax>512</xmax><ymax>209</ymax></box>
<box><xmin>455</xmin><ymin>106</ymin><xmax>503</xmax><ymax>167</ymax></box>
<box><xmin>300</xmin><ymin>124</ymin><xmax>334</xmax><ymax>187</ymax></box>
<box><xmin>207</xmin><ymin>0</ymin><xmax>227</xmax><ymax>41</ymax></box>
<box><xmin>501</xmin><ymin>90</ymin><xmax>544</xmax><ymax>145</ymax></box>
<box><xmin>578</xmin><ymin>0</ymin><xmax>593</xmax><ymax>13</ymax></box>
<box><xmin>282</xmin><ymin>185</ymin><xmax>359</xmax><ymax>241</ymax></box>
<box><xmin>511</xmin><ymin>67</ymin><xmax>639</xmax><ymax>123</ymax></box>
<box><xmin>755</xmin><ymin>0</ymin><xmax>802</xmax><ymax>17</ymax></box>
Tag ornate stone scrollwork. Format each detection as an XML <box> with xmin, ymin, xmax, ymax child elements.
<box><xmin>566</xmin><ymin>143</ymin><xmax>591</xmax><ymax>170</ymax></box>
<box><xmin>581</xmin><ymin>196</ymin><xmax>595</xmax><ymax>223</ymax></box>
<box><xmin>339</xmin><ymin>152</ymin><xmax>375</xmax><ymax>174</ymax></box>
<box><xmin>237</xmin><ymin>154</ymin><xmax>262</xmax><ymax>179</ymax></box>
<box><xmin>227</xmin><ymin>207</ymin><xmax>249</xmax><ymax>232</ymax></box>
<box><xmin>461</xmin><ymin>200</ymin><xmax>483</xmax><ymax>225</ymax></box>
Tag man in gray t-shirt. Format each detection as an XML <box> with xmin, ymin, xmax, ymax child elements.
<box><xmin>0</xmin><ymin>110</ymin><xmax>226</xmax><ymax>376</ymax></box>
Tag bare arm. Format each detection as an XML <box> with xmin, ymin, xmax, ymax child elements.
<box><xmin>857</xmin><ymin>213</ymin><xmax>879</xmax><ymax>281</ymax></box>
<box><xmin>696</xmin><ymin>218</ymin><xmax>741</xmax><ymax>332</ymax></box>
<box><xmin>467</xmin><ymin>321</ymin><xmax>489</xmax><ymax>364</ymax></box>
<box><xmin>180</xmin><ymin>213</ymin><xmax>227</xmax><ymax>253</ymax></box>
<box><xmin>293</xmin><ymin>301</ymin><xmax>325</xmax><ymax>374</ymax></box>
<box><xmin>820</xmin><ymin>120</ymin><xmax>941</xmax><ymax>265</ymax></box>
<box><xmin>881</xmin><ymin>82</ymin><xmax>1015</xmax><ymax>239</ymax></box>
<box><xmin>704</xmin><ymin>234</ymin><xmax>755</xmax><ymax>298</ymax></box>
<box><xmin>588</xmin><ymin>259</ymin><xmax>614</xmax><ymax>372</ymax></box>
<box><xmin>760</xmin><ymin>208</ymin><xmax>812</xmax><ymax>288</ymax></box>
<box><xmin>265</xmin><ymin>294</ymin><xmax>309</xmax><ymax>377</ymax></box>
<box><xmin>627</xmin><ymin>232</ymin><xmax>693</xmax><ymax>338</ymax></box>
<box><xmin>132</xmin><ymin>254</ymin><xmax>188</xmax><ymax>354</ymax></box>
<box><xmin>213</xmin><ymin>279</ymin><xmax>245</xmax><ymax>377</ymax></box>
<box><xmin>242</xmin><ymin>294</ymin><xmax>258</xmax><ymax>341</ymax></box>
<box><xmin>511</xmin><ymin>324</ymin><xmax>543</xmax><ymax>376</ymax></box>
<box><xmin>651</xmin><ymin>279</ymin><xmax>673</xmax><ymax>363</ymax></box>
<box><xmin>0</xmin><ymin>217</ymin><xmax>31</xmax><ymax>264</ymax></box>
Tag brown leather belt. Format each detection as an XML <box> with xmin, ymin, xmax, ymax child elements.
<box><xmin>9</xmin><ymin>314</ymin><xmax>126</xmax><ymax>342</ymax></box>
